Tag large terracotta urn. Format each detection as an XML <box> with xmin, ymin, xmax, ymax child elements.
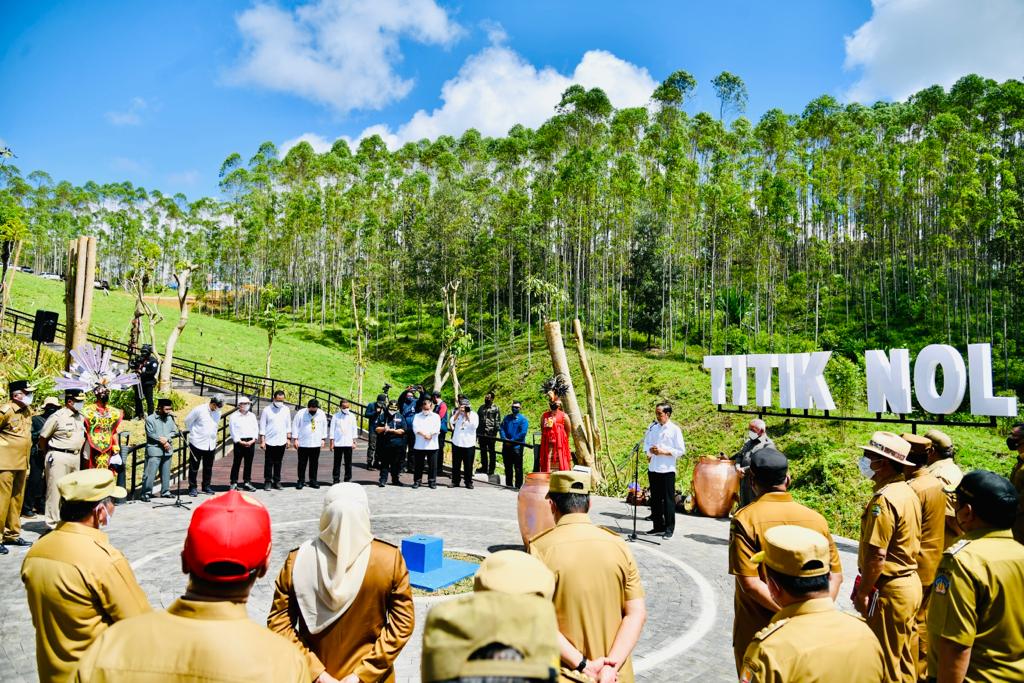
<box><xmin>692</xmin><ymin>457</ymin><xmax>740</xmax><ymax>518</ymax></box>
<box><xmin>518</xmin><ymin>473</ymin><xmax>556</xmax><ymax>547</ymax></box>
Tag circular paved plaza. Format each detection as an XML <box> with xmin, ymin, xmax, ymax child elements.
<box><xmin>0</xmin><ymin>468</ymin><xmax>863</xmax><ymax>683</ymax></box>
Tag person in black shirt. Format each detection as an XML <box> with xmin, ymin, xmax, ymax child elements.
<box><xmin>376</xmin><ymin>400</ymin><xmax>407</xmax><ymax>488</ymax></box>
<box><xmin>131</xmin><ymin>344</ymin><xmax>160</xmax><ymax>419</ymax></box>
<box><xmin>364</xmin><ymin>393</ymin><xmax>387</xmax><ymax>469</ymax></box>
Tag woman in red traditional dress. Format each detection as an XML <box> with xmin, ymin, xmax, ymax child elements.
<box><xmin>538</xmin><ymin>376</ymin><xmax>572</xmax><ymax>472</ymax></box>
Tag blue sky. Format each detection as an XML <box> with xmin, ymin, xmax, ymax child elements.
<box><xmin>3</xmin><ymin>0</ymin><xmax>1022</xmax><ymax>198</ymax></box>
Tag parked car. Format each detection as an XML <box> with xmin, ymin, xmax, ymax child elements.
<box><xmin>40</xmin><ymin>272</ymin><xmax>63</xmax><ymax>281</ymax></box>
<box><xmin>93</xmin><ymin>279</ymin><xmax>110</xmax><ymax>290</ymax></box>
<box><xmin>15</xmin><ymin>265</ymin><xmax>34</xmax><ymax>273</ymax></box>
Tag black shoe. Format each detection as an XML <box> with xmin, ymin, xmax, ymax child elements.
<box><xmin>644</xmin><ymin>514</ymin><xmax>654</xmax><ymax>521</ymax></box>
<box><xmin>140</xmin><ymin>494</ymin><xmax>152</xmax><ymax>502</ymax></box>
<box><xmin>377</xmin><ymin>481</ymin><xmax>386</xmax><ymax>488</ymax></box>
<box><xmin>273</xmin><ymin>482</ymin><xmax>283</xmax><ymax>490</ymax></box>
<box><xmin>189</xmin><ymin>488</ymin><xmax>198</xmax><ymax>497</ymax></box>
<box><xmin>343</xmin><ymin>477</ymin><xmax>351</xmax><ymax>483</ymax></box>
<box><xmin>647</xmin><ymin>528</ymin><xmax>665</xmax><ymax>535</ymax></box>
<box><xmin>296</xmin><ymin>481</ymin><xmax>304</xmax><ymax>490</ymax></box>
<box><xmin>161</xmin><ymin>491</ymin><xmax>174</xmax><ymax>498</ymax></box>
<box><xmin>4</xmin><ymin>537</ymin><xmax>32</xmax><ymax>548</ymax></box>
<box><xmin>264</xmin><ymin>483</ymin><xmax>272</xmax><ymax>491</ymax></box>
<box><xmin>0</xmin><ymin>544</ymin><xmax>8</xmax><ymax>555</ymax></box>
<box><xmin>21</xmin><ymin>510</ymin><xmax>36</xmax><ymax>519</ymax></box>
<box><xmin>475</xmin><ymin>469</ymin><xmax>487</xmax><ymax>475</ymax></box>
<box><xmin>242</xmin><ymin>483</ymin><xmax>257</xmax><ymax>492</ymax></box>
<box><xmin>229</xmin><ymin>483</ymin><xmax>238</xmax><ymax>491</ymax></box>
<box><xmin>310</xmin><ymin>482</ymin><xmax>321</xmax><ymax>489</ymax></box>
<box><xmin>429</xmin><ymin>483</ymin><xmax>437</xmax><ymax>489</ymax></box>
<box><xmin>663</xmin><ymin>531</ymin><xmax>674</xmax><ymax>539</ymax></box>
<box><xmin>391</xmin><ymin>480</ymin><xmax>404</xmax><ymax>487</ymax></box>
<box><xmin>466</xmin><ymin>484</ymin><xmax>474</xmax><ymax>489</ymax></box>
<box><xmin>333</xmin><ymin>479</ymin><xmax>341</xmax><ymax>484</ymax></box>
<box><xmin>201</xmin><ymin>487</ymin><xmax>214</xmax><ymax>495</ymax></box>
<box><xmin>450</xmin><ymin>482</ymin><xmax>460</xmax><ymax>488</ymax></box>
<box><xmin>412</xmin><ymin>482</ymin><xmax>420</xmax><ymax>489</ymax></box>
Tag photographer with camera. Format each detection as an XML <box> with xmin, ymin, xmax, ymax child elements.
<box><xmin>364</xmin><ymin>391</ymin><xmax>388</xmax><ymax>469</ymax></box>
<box><xmin>131</xmin><ymin>344</ymin><xmax>159</xmax><ymax>420</ymax></box>
<box><xmin>476</xmin><ymin>392</ymin><xmax>501</xmax><ymax>476</ymax></box>
<box><xmin>449</xmin><ymin>396</ymin><xmax>479</xmax><ymax>489</ymax></box>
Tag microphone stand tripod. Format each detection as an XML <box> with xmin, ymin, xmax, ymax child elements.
<box><xmin>155</xmin><ymin>430</ymin><xmax>192</xmax><ymax>511</ymax></box>
<box><xmin>626</xmin><ymin>442</ymin><xmax>659</xmax><ymax>545</ymax></box>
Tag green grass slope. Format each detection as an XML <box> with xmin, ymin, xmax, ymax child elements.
<box><xmin>9</xmin><ymin>274</ymin><xmax>1017</xmax><ymax>536</ymax></box>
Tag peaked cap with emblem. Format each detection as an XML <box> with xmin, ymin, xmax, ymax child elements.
<box><xmin>751</xmin><ymin>524</ymin><xmax>831</xmax><ymax>578</ymax></box>
<box><xmin>860</xmin><ymin>430</ymin><xmax>911</xmax><ymax>466</ymax></box>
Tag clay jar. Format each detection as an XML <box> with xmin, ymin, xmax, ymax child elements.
<box><xmin>517</xmin><ymin>472</ymin><xmax>556</xmax><ymax>547</ymax></box>
<box><xmin>692</xmin><ymin>457</ymin><xmax>740</xmax><ymax>518</ymax></box>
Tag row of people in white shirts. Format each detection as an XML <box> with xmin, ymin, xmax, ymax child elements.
<box><xmin>408</xmin><ymin>402</ymin><xmax>480</xmax><ymax>450</ymax></box>
<box><xmin>185</xmin><ymin>397</ymin><xmax>360</xmax><ymax>451</ymax></box>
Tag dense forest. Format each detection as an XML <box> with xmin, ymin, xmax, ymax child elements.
<box><xmin>2</xmin><ymin>71</ymin><xmax>1022</xmax><ymax>399</ymax></box>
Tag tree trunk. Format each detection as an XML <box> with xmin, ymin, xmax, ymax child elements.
<box><xmin>159</xmin><ymin>266</ymin><xmax>194</xmax><ymax>392</ymax></box>
<box><xmin>571</xmin><ymin>319</ymin><xmax>600</xmax><ymax>450</ymax></box>
<box><xmin>350</xmin><ymin>279</ymin><xmax>364</xmax><ymax>404</ymax></box>
<box><xmin>0</xmin><ymin>239</ymin><xmax>23</xmax><ymax>334</ymax></box>
<box><xmin>64</xmin><ymin>236</ymin><xmax>96</xmax><ymax>368</ymax></box>
<box><xmin>543</xmin><ymin>321</ymin><xmax>598</xmax><ymax>482</ymax></box>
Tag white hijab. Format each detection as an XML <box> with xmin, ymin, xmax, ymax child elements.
<box><xmin>292</xmin><ymin>483</ymin><xmax>373</xmax><ymax>634</ymax></box>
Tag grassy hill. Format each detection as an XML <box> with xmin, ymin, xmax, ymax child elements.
<box><xmin>7</xmin><ymin>274</ymin><xmax>1017</xmax><ymax>536</ymax></box>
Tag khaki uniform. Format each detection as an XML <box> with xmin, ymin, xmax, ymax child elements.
<box><xmin>39</xmin><ymin>407</ymin><xmax>86</xmax><ymax>527</ymax></box>
<box><xmin>859</xmin><ymin>477</ymin><xmax>923</xmax><ymax>683</ymax></box>
<box><xmin>927</xmin><ymin>458</ymin><xmax>964</xmax><ymax>548</ymax></box>
<box><xmin>927</xmin><ymin>528</ymin><xmax>1024</xmax><ymax>682</ymax></box>
<box><xmin>0</xmin><ymin>400</ymin><xmax>32</xmax><ymax>542</ymax></box>
<box><xmin>73</xmin><ymin>598</ymin><xmax>311</xmax><ymax>682</ymax></box>
<box><xmin>906</xmin><ymin>468</ymin><xmax>947</xmax><ymax>680</ymax></box>
<box><xmin>739</xmin><ymin>597</ymin><xmax>884</xmax><ymax>683</ymax></box>
<box><xmin>20</xmin><ymin>522</ymin><xmax>151</xmax><ymax>683</ymax></box>
<box><xmin>268</xmin><ymin>540</ymin><xmax>415</xmax><ymax>681</ymax></box>
<box><xmin>728</xmin><ymin>491</ymin><xmax>842</xmax><ymax>671</ymax></box>
<box><xmin>529</xmin><ymin>513</ymin><xmax>645</xmax><ymax>683</ymax></box>
<box><xmin>1010</xmin><ymin>454</ymin><xmax>1024</xmax><ymax>544</ymax></box>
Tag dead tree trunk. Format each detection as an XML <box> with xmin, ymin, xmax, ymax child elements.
<box><xmin>0</xmin><ymin>238</ymin><xmax>23</xmax><ymax>334</ymax></box>
<box><xmin>351</xmin><ymin>279</ymin><xmax>365</xmax><ymax>404</ymax></box>
<box><xmin>64</xmin><ymin>236</ymin><xmax>96</xmax><ymax>368</ymax></box>
<box><xmin>544</xmin><ymin>321</ymin><xmax>599</xmax><ymax>483</ymax></box>
<box><xmin>159</xmin><ymin>265</ymin><xmax>195</xmax><ymax>392</ymax></box>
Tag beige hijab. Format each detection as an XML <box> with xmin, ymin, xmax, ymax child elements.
<box><xmin>292</xmin><ymin>483</ymin><xmax>373</xmax><ymax>634</ymax></box>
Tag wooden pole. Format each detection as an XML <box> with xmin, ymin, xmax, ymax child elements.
<box><xmin>571</xmin><ymin>319</ymin><xmax>601</xmax><ymax>449</ymax></box>
<box><xmin>543</xmin><ymin>321</ymin><xmax>599</xmax><ymax>482</ymax></box>
<box><xmin>64</xmin><ymin>236</ymin><xmax>96</xmax><ymax>368</ymax></box>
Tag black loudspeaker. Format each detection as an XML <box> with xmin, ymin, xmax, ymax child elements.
<box><xmin>31</xmin><ymin>310</ymin><xmax>58</xmax><ymax>343</ymax></box>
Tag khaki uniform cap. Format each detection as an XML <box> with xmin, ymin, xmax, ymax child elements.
<box><xmin>58</xmin><ymin>467</ymin><xmax>127</xmax><ymax>502</ymax></box>
<box><xmin>474</xmin><ymin>549</ymin><xmax>556</xmax><ymax>599</ymax></box>
<box><xmin>42</xmin><ymin>396</ymin><xmax>61</xmax><ymax>409</ymax></box>
<box><xmin>421</xmin><ymin>592</ymin><xmax>558</xmax><ymax>682</ymax></box>
<box><xmin>547</xmin><ymin>470</ymin><xmax>591</xmax><ymax>494</ymax></box>
<box><xmin>860</xmin><ymin>431</ymin><xmax>912</xmax><ymax>466</ymax></box>
<box><xmin>900</xmin><ymin>432</ymin><xmax>931</xmax><ymax>454</ymax></box>
<box><xmin>751</xmin><ymin>525</ymin><xmax>830</xmax><ymax>577</ymax></box>
<box><xmin>924</xmin><ymin>429</ymin><xmax>953</xmax><ymax>450</ymax></box>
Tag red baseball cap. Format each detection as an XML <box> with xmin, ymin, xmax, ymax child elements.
<box><xmin>182</xmin><ymin>490</ymin><xmax>272</xmax><ymax>583</ymax></box>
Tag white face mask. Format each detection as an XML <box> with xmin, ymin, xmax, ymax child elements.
<box><xmin>73</xmin><ymin>401</ymin><xmax>84</xmax><ymax>412</ymax></box>
<box><xmin>274</xmin><ymin>401</ymin><xmax>284</xmax><ymax>409</ymax></box>
<box><xmin>21</xmin><ymin>392</ymin><xmax>35</xmax><ymax>406</ymax></box>
<box><xmin>747</xmin><ymin>430</ymin><xmax>759</xmax><ymax>441</ymax></box>
<box><xmin>239</xmin><ymin>404</ymin><xmax>249</xmax><ymax>413</ymax></box>
<box><xmin>98</xmin><ymin>503</ymin><xmax>112</xmax><ymax>530</ymax></box>
<box><xmin>858</xmin><ymin>455</ymin><xmax>876</xmax><ymax>479</ymax></box>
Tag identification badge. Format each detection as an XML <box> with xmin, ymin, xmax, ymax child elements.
<box><xmin>871</xmin><ymin>503</ymin><xmax>882</xmax><ymax>517</ymax></box>
<box><xmin>934</xmin><ymin>574</ymin><xmax>950</xmax><ymax>595</ymax></box>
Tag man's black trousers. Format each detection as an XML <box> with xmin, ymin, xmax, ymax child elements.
<box><xmin>648</xmin><ymin>470</ymin><xmax>676</xmax><ymax>533</ymax></box>
<box><xmin>333</xmin><ymin>446</ymin><xmax>353</xmax><ymax>482</ymax></box>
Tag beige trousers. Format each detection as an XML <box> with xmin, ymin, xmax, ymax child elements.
<box><xmin>44</xmin><ymin>451</ymin><xmax>81</xmax><ymax>528</ymax></box>
<box><xmin>0</xmin><ymin>469</ymin><xmax>27</xmax><ymax>541</ymax></box>
<box><xmin>867</xmin><ymin>574</ymin><xmax>923</xmax><ymax>683</ymax></box>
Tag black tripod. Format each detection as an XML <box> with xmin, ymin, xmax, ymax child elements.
<box><xmin>626</xmin><ymin>441</ymin><xmax>659</xmax><ymax>545</ymax></box>
<box><xmin>155</xmin><ymin>431</ymin><xmax>192</xmax><ymax>511</ymax></box>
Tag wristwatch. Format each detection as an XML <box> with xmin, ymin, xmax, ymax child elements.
<box><xmin>575</xmin><ymin>657</ymin><xmax>587</xmax><ymax>673</ymax></box>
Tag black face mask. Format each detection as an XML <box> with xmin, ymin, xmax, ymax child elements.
<box><xmin>1008</xmin><ymin>437</ymin><xmax>1021</xmax><ymax>451</ymax></box>
<box><xmin>511</xmin><ymin>406</ymin><xmax>520</xmax><ymax>414</ymax></box>
<box><xmin>549</xmin><ymin>401</ymin><xmax>558</xmax><ymax>411</ymax></box>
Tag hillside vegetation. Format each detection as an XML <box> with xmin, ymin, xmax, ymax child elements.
<box><xmin>8</xmin><ymin>274</ymin><xmax>1016</xmax><ymax>537</ymax></box>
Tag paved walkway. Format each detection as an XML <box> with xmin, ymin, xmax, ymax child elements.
<box><xmin>0</xmin><ymin>440</ymin><xmax>863</xmax><ymax>683</ymax></box>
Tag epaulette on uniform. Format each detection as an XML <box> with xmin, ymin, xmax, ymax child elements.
<box><xmin>0</xmin><ymin>404</ymin><xmax>11</xmax><ymax>415</ymax></box>
<box><xmin>752</xmin><ymin>618</ymin><xmax>789</xmax><ymax>642</ymax></box>
<box><xmin>944</xmin><ymin>538</ymin><xmax>971</xmax><ymax>556</ymax></box>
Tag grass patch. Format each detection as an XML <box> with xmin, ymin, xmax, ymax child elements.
<box><xmin>410</xmin><ymin>551</ymin><xmax>483</xmax><ymax>597</ymax></box>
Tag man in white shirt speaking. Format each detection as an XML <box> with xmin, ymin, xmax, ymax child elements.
<box><xmin>411</xmin><ymin>395</ymin><xmax>441</xmax><ymax>489</ymax></box>
<box><xmin>259</xmin><ymin>390</ymin><xmax>291</xmax><ymax>491</ymax></box>
<box><xmin>329</xmin><ymin>397</ymin><xmax>358</xmax><ymax>483</ymax></box>
<box><xmin>228</xmin><ymin>396</ymin><xmax>259</xmax><ymax>491</ymax></box>
<box><xmin>292</xmin><ymin>398</ymin><xmax>327</xmax><ymax>490</ymax></box>
<box><xmin>643</xmin><ymin>402</ymin><xmax>686</xmax><ymax>538</ymax></box>
<box><xmin>184</xmin><ymin>394</ymin><xmax>224</xmax><ymax>497</ymax></box>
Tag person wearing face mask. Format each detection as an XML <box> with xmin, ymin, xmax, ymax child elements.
<box><xmin>499</xmin><ymin>400</ymin><xmax>529</xmax><ymax>489</ymax></box>
<box><xmin>330</xmin><ymin>398</ymin><xmax>358</xmax><ymax>483</ymax></box>
<box><xmin>141</xmin><ymin>398</ymin><xmax>180</xmax><ymax>501</ymax></box>
<box><xmin>728</xmin><ymin>447</ymin><xmax>843</xmax><ymax>673</ymax></box>
<box><xmin>184</xmin><ymin>394</ymin><xmax>224</xmax><ymax>496</ymax></box>
<box><xmin>476</xmin><ymin>392</ymin><xmax>502</xmax><ymax>477</ymax></box>
<box><xmin>375</xmin><ymin>400</ymin><xmax>407</xmax><ymax>488</ymax></box>
<box><xmin>1006</xmin><ymin>422</ymin><xmax>1024</xmax><ymax>544</ymax></box>
<box><xmin>922</xmin><ymin>430</ymin><xmax>964</xmax><ymax>548</ymax></box>
<box><xmin>643</xmin><ymin>402</ymin><xmax>687</xmax><ymax>539</ymax></box>
<box><xmin>39</xmin><ymin>390</ymin><xmax>88</xmax><ymax>526</ymax></box>
<box><xmin>855</xmin><ymin>431</ymin><xmax>923</xmax><ymax>683</ymax></box>
<box><xmin>293</xmin><ymin>398</ymin><xmax>328</xmax><ymax>490</ymax></box>
<box><xmin>228</xmin><ymin>396</ymin><xmax>259</xmax><ymax>491</ymax></box>
<box><xmin>926</xmin><ymin>470</ymin><xmax>1024</xmax><ymax>683</ymax></box>
<box><xmin>738</xmin><ymin>525</ymin><xmax>883</xmax><ymax>683</ymax></box>
<box><xmin>20</xmin><ymin>468</ymin><xmax>150</xmax><ymax>682</ymax></box>
<box><xmin>449</xmin><ymin>397</ymin><xmax>478</xmax><ymax>489</ymax></box>
<box><xmin>260</xmin><ymin>390</ymin><xmax>293</xmax><ymax>491</ymax></box>
<box><xmin>538</xmin><ymin>390</ymin><xmax>572</xmax><ymax>473</ymax></box>
<box><xmin>0</xmin><ymin>380</ymin><xmax>35</xmax><ymax>553</ymax></box>
<box><xmin>731</xmin><ymin>418</ymin><xmax>775</xmax><ymax>507</ymax></box>
<box><xmin>82</xmin><ymin>386</ymin><xmax>124</xmax><ymax>472</ymax></box>
<box><xmin>24</xmin><ymin>396</ymin><xmax>61</xmax><ymax>518</ymax></box>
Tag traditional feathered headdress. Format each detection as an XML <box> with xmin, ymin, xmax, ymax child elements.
<box><xmin>540</xmin><ymin>374</ymin><xmax>570</xmax><ymax>402</ymax></box>
<box><xmin>56</xmin><ymin>344</ymin><xmax>140</xmax><ymax>395</ymax></box>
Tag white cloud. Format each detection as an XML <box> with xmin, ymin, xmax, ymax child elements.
<box><xmin>111</xmin><ymin>157</ymin><xmax>146</xmax><ymax>174</ymax></box>
<box><xmin>105</xmin><ymin>97</ymin><xmax>147</xmax><ymax>126</ymax></box>
<box><xmin>844</xmin><ymin>0</ymin><xmax>1024</xmax><ymax>102</ymax></box>
<box><xmin>282</xmin><ymin>132</ymin><xmax>334</xmax><ymax>154</ymax></box>
<box><xmin>281</xmin><ymin>43</ymin><xmax>658</xmax><ymax>154</ymax></box>
<box><xmin>167</xmin><ymin>170</ymin><xmax>200</xmax><ymax>187</ymax></box>
<box><xmin>230</xmin><ymin>0</ymin><xmax>463</xmax><ymax>113</ymax></box>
